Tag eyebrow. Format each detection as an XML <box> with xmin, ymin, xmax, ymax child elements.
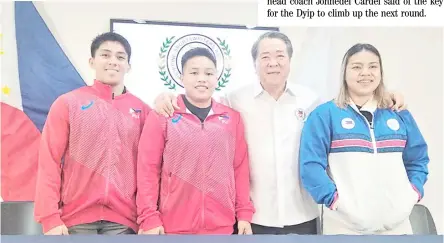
<box><xmin>350</xmin><ymin>61</ymin><xmax>379</xmax><ymax>65</ymax></box>
<box><xmin>99</xmin><ymin>49</ymin><xmax>127</xmax><ymax>56</ymax></box>
<box><xmin>189</xmin><ymin>67</ymin><xmax>215</xmax><ymax>70</ymax></box>
<box><xmin>260</xmin><ymin>50</ymin><xmax>284</xmax><ymax>55</ymax></box>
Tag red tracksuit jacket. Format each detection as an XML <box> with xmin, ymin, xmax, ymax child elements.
<box><xmin>137</xmin><ymin>95</ymin><xmax>255</xmax><ymax>234</ymax></box>
<box><xmin>34</xmin><ymin>80</ymin><xmax>151</xmax><ymax>233</ymax></box>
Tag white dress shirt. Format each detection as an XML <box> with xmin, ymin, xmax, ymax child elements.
<box><xmin>226</xmin><ymin>81</ymin><xmax>321</xmax><ymax>227</ymax></box>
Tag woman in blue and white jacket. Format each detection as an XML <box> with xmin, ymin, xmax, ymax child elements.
<box><xmin>299</xmin><ymin>43</ymin><xmax>429</xmax><ymax>235</ymax></box>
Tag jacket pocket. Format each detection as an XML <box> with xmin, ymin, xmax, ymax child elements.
<box><xmin>160</xmin><ymin>172</ymin><xmax>172</xmax><ymax>213</ymax></box>
<box><xmin>61</xmin><ymin>171</ymin><xmax>74</xmax><ymax>204</ymax></box>
<box><xmin>334</xmin><ymin>196</ymin><xmax>379</xmax><ymax>231</ymax></box>
<box><xmin>333</xmin><ymin>198</ymin><xmax>354</xmax><ymax>224</ymax></box>
<box><xmin>383</xmin><ymin>183</ymin><xmax>418</xmax><ymax>230</ymax></box>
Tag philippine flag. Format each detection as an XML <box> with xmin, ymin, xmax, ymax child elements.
<box><xmin>1</xmin><ymin>2</ymin><xmax>85</xmax><ymax>201</ymax></box>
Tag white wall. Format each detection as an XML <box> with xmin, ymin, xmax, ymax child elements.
<box><xmin>24</xmin><ymin>2</ymin><xmax>444</xmax><ymax>233</ymax></box>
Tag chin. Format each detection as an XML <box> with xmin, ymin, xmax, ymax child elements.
<box><xmin>198</xmin><ymin>95</ymin><xmax>212</xmax><ymax>102</ymax></box>
<box><xmin>191</xmin><ymin>94</ymin><xmax>212</xmax><ymax>102</ymax></box>
<box><xmin>355</xmin><ymin>90</ymin><xmax>376</xmax><ymax>97</ymax></box>
<box><xmin>264</xmin><ymin>78</ymin><xmax>285</xmax><ymax>86</ymax></box>
<box><xmin>101</xmin><ymin>79</ymin><xmax>121</xmax><ymax>86</ymax></box>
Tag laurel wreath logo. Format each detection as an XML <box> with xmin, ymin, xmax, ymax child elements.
<box><xmin>158</xmin><ymin>36</ymin><xmax>176</xmax><ymax>90</ymax></box>
<box><xmin>158</xmin><ymin>36</ymin><xmax>232</xmax><ymax>91</ymax></box>
<box><xmin>215</xmin><ymin>38</ymin><xmax>231</xmax><ymax>91</ymax></box>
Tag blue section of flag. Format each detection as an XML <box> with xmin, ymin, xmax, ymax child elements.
<box><xmin>15</xmin><ymin>2</ymin><xmax>85</xmax><ymax>132</ymax></box>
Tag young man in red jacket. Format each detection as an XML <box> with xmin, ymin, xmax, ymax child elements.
<box><xmin>34</xmin><ymin>32</ymin><xmax>151</xmax><ymax>235</ymax></box>
<box><xmin>137</xmin><ymin>47</ymin><xmax>255</xmax><ymax>235</ymax></box>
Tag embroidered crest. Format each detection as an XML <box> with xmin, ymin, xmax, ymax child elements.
<box><xmin>129</xmin><ymin>108</ymin><xmax>141</xmax><ymax>119</ymax></box>
<box><xmin>219</xmin><ymin>114</ymin><xmax>230</xmax><ymax>124</ymax></box>
<box><xmin>295</xmin><ymin>108</ymin><xmax>306</xmax><ymax>121</ymax></box>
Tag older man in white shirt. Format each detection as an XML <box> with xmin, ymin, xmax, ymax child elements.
<box><xmin>224</xmin><ymin>32</ymin><xmax>321</xmax><ymax>234</ymax></box>
<box><xmin>153</xmin><ymin>31</ymin><xmax>405</xmax><ymax>234</ymax></box>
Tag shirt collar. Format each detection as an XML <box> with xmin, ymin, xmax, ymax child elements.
<box><xmin>176</xmin><ymin>94</ymin><xmax>220</xmax><ymax>116</ymax></box>
<box><xmin>253</xmin><ymin>81</ymin><xmax>265</xmax><ymax>97</ymax></box>
<box><xmin>348</xmin><ymin>96</ymin><xmax>377</xmax><ymax>113</ymax></box>
<box><xmin>184</xmin><ymin>108</ymin><xmax>214</xmax><ymax>116</ymax></box>
<box><xmin>187</xmin><ymin>108</ymin><xmax>213</xmax><ymax>116</ymax></box>
<box><xmin>253</xmin><ymin>81</ymin><xmax>296</xmax><ymax>98</ymax></box>
<box><xmin>284</xmin><ymin>82</ymin><xmax>297</xmax><ymax>96</ymax></box>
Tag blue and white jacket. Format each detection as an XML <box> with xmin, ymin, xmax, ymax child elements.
<box><xmin>299</xmin><ymin>99</ymin><xmax>429</xmax><ymax>232</ymax></box>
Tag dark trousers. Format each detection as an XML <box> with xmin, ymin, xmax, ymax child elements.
<box><xmin>68</xmin><ymin>220</ymin><xmax>135</xmax><ymax>235</ymax></box>
<box><xmin>233</xmin><ymin>218</ymin><xmax>318</xmax><ymax>235</ymax></box>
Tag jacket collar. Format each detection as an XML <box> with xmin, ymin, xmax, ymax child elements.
<box><xmin>175</xmin><ymin>94</ymin><xmax>227</xmax><ymax>116</ymax></box>
<box><xmin>253</xmin><ymin>81</ymin><xmax>296</xmax><ymax>98</ymax></box>
<box><xmin>348</xmin><ymin>97</ymin><xmax>377</xmax><ymax>113</ymax></box>
<box><xmin>91</xmin><ymin>79</ymin><xmax>127</xmax><ymax>100</ymax></box>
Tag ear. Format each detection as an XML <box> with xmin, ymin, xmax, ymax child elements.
<box><xmin>254</xmin><ymin>61</ymin><xmax>259</xmax><ymax>75</ymax></box>
<box><xmin>89</xmin><ymin>57</ymin><xmax>94</xmax><ymax>68</ymax></box>
<box><xmin>126</xmin><ymin>63</ymin><xmax>132</xmax><ymax>73</ymax></box>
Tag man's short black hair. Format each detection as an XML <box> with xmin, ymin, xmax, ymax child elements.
<box><xmin>90</xmin><ymin>32</ymin><xmax>131</xmax><ymax>62</ymax></box>
<box><xmin>181</xmin><ymin>47</ymin><xmax>217</xmax><ymax>70</ymax></box>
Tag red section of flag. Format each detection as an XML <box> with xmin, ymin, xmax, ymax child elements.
<box><xmin>1</xmin><ymin>102</ymin><xmax>40</xmax><ymax>201</ymax></box>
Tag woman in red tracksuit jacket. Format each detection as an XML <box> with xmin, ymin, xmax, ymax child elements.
<box><xmin>137</xmin><ymin>47</ymin><xmax>255</xmax><ymax>235</ymax></box>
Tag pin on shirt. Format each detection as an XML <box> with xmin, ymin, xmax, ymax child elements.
<box><xmin>295</xmin><ymin>108</ymin><xmax>306</xmax><ymax>122</ymax></box>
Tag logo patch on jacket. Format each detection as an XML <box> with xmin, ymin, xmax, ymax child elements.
<box><xmin>387</xmin><ymin>118</ymin><xmax>400</xmax><ymax>131</ymax></box>
<box><xmin>81</xmin><ymin>100</ymin><xmax>94</xmax><ymax>110</ymax></box>
<box><xmin>295</xmin><ymin>108</ymin><xmax>306</xmax><ymax>121</ymax></box>
<box><xmin>172</xmin><ymin>114</ymin><xmax>183</xmax><ymax>124</ymax></box>
<box><xmin>219</xmin><ymin>114</ymin><xmax>230</xmax><ymax>124</ymax></box>
<box><xmin>129</xmin><ymin>108</ymin><xmax>141</xmax><ymax>119</ymax></box>
<box><xmin>341</xmin><ymin>118</ymin><xmax>355</xmax><ymax>129</ymax></box>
